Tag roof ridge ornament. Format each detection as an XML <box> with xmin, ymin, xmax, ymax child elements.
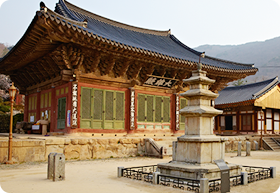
<box><xmin>40</xmin><ymin>1</ymin><xmax>47</xmax><ymax>13</ymax></box>
<box><xmin>197</xmin><ymin>52</ymin><xmax>205</xmax><ymax>70</ymax></box>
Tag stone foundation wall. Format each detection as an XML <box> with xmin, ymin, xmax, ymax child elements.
<box><xmin>0</xmin><ymin>138</ymin><xmax>145</xmax><ymax>163</ymax></box>
<box><xmin>224</xmin><ymin>136</ymin><xmax>260</xmax><ymax>152</ymax></box>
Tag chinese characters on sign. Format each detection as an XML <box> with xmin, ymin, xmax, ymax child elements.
<box><xmin>72</xmin><ymin>83</ymin><xmax>78</xmax><ymax>127</ymax></box>
<box><xmin>130</xmin><ymin>88</ymin><xmax>135</xmax><ymax>130</ymax></box>
<box><xmin>144</xmin><ymin>76</ymin><xmax>176</xmax><ymax>88</ymax></box>
<box><xmin>175</xmin><ymin>94</ymin><xmax>180</xmax><ymax>130</ymax></box>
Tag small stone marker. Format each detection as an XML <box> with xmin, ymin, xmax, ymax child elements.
<box><xmin>237</xmin><ymin>142</ymin><xmax>242</xmax><ymax>156</ymax></box>
<box><xmin>47</xmin><ymin>152</ymin><xmax>56</xmax><ymax>180</ymax></box>
<box><xmin>117</xmin><ymin>167</ymin><xmax>124</xmax><ymax>178</ymax></box>
<box><xmin>246</xmin><ymin>142</ymin><xmax>251</xmax><ymax>156</ymax></box>
<box><xmin>48</xmin><ymin>153</ymin><xmax>65</xmax><ymax>181</ymax></box>
<box><xmin>254</xmin><ymin>141</ymin><xmax>258</xmax><ymax>150</ymax></box>
<box><xmin>53</xmin><ymin>153</ymin><xmax>65</xmax><ymax>181</ymax></box>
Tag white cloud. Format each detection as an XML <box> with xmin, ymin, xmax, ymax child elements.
<box><xmin>0</xmin><ymin>0</ymin><xmax>5</xmax><ymax>5</ymax></box>
<box><xmin>272</xmin><ymin>0</ymin><xmax>280</xmax><ymax>7</ymax></box>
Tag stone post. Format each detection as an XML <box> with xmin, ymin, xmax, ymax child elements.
<box><xmin>53</xmin><ymin>153</ymin><xmax>65</xmax><ymax>181</ymax></box>
<box><xmin>152</xmin><ymin>172</ymin><xmax>160</xmax><ymax>184</ymax></box>
<box><xmin>118</xmin><ymin>167</ymin><xmax>124</xmax><ymax>178</ymax></box>
<box><xmin>270</xmin><ymin>167</ymin><xmax>276</xmax><ymax>178</ymax></box>
<box><xmin>47</xmin><ymin>152</ymin><xmax>56</xmax><ymax>180</ymax></box>
<box><xmin>200</xmin><ymin>178</ymin><xmax>209</xmax><ymax>193</ymax></box>
<box><xmin>237</xmin><ymin>142</ymin><xmax>242</xmax><ymax>156</ymax></box>
<box><xmin>172</xmin><ymin>141</ymin><xmax>177</xmax><ymax>161</ymax></box>
<box><xmin>246</xmin><ymin>142</ymin><xmax>251</xmax><ymax>156</ymax></box>
<box><xmin>40</xmin><ymin>120</ymin><xmax>49</xmax><ymax>136</ymax></box>
<box><xmin>254</xmin><ymin>141</ymin><xmax>258</xmax><ymax>150</ymax></box>
<box><xmin>241</xmin><ymin>172</ymin><xmax>248</xmax><ymax>185</ymax></box>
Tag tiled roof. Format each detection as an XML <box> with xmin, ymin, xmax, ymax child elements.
<box><xmin>53</xmin><ymin>0</ymin><xmax>256</xmax><ymax>71</ymax></box>
<box><xmin>215</xmin><ymin>77</ymin><xmax>279</xmax><ymax>105</ymax></box>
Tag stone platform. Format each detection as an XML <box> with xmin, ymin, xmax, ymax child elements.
<box><xmin>158</xmin><ymin>162</ymin><xmax>241</xmax><ymax>180</ymax></box>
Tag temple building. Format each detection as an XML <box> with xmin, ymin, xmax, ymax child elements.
<box><xmin>215</xmin><ymin>77</ymin><xmax>280</xmax><ymax>135</ymax></box>
<box><xmin>0</xmin><ymin>0</ymin><xmax>257</xmax><ymax>136</ymax></box>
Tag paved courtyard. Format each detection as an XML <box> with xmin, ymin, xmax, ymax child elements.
<box><xmin>0</xmin><ymin>151</ymin><xmax>279</xmax><ymax>193</ymax></box>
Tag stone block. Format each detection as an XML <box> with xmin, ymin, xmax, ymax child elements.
<box><xmin>97</xmin><ymin>139</ymin><xmax>109</xmax><ymax>146</ymax></box>
<box><xmin>120</xmin><ymin>138</ymin><xmax>131</xmax><ymax>144</ymax></box>
<box><xmin>53</xmin><ymin>153</ymin><xmax>65</xmax><ymax>181</ymax></box>
<box><xmin>45</xmin><ymin>145</ymin><xmax>64</xmax><ymax>159</ymax></box>
<box><xmin>64</xmin><ymin>139</ymin><xmax>71</xmax><ymax>145</ymax></box>
<box><xmin>109</xmin><ymin>138</ymin><xmax>119</xmax><ymax>144</ymax></box>
<box><xmin>12</xmin><ymin>140</ymin><xmax>22</xmax><ymax>147</ymax></box>
<box><xmin>88</xmin><ymin>139</ymin><xmax>97</xmax><ymax>145</ymax></box>
<box><xmin>246</xmin><ymin>142</ymin><xmax>251</xmax><ymax>156</ymax></box>
<box><xmin>48</xmin><ymin>152</ymin><xmax>56</xmax><ymax>179</ymax></box>
<box><xmin>64</xmin><ymin>144</ymin><xmax>81</xmax><ymax>160</ymax></box>
<box><xmin>237</xmin><ymin>142</ymin><xmax>241</xmax><ymax>156</ymax></box>
<box><xmin>45</xmin><ymin>139</ymin><xmax>64</xmax><ymax>145</ymax></box>
<box><xmin>71</xmin><ymin>139</ymin><xmax>79</xmax><ymax>145</ymax></box>
<box><xmin>0</xmin><ymin>141</ymin><xmax>8</xmax><ymax>147</ymax></box>
<box><xmin>78</xmin><ymin>139</ymin><xmax>88</xmax><ymax>145</ymax></box>
<box><xmin>80</xmin><ymin>145</ymin><xmax>92</xmax><ymax>159</ymax></box>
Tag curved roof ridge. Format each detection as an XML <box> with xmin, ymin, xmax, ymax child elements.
<box><xmin>169</xmin><ymin>35</ymin><xmax>202</xmax><ymax>56</ymax></box>
<box><xmin>252</xmin><ymin>76</ymin><xmax>279</xmax><ymax>98</ymax></box>
<box><xmin>62</xmin><ymin>0</ymin><xmax>170</xmax><ymax>36</ymax></box>
<box><xmin>204</xmin><ymin>55</ymin><xmax>254</xmax><ymax>67</ymax></box>
<box><xmin>224</xmin><ymin>77</ymin><xmax>277</xmax><ymax>90</ymax></box>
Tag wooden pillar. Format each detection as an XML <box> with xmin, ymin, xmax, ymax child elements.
<box><xmin>237</xmin><ymin>111</ymin><xmax>241</xmax><ymax>133</ymax></box>
<box><xmin>264</xmin><ymin>109</ymin><xmax>267</xmax><ymax>134</ymax></box>
<box><xmin>126</xmin><ymin>87</ymin><xmax>135</xmax><ymax>134</ymax></box>
<box><xmin>50</xmin><ymin>87</ymin><xmax>56</xmax><ymax>132</ymax></box>
<box><xmin>66</xmin><ymin>82</ymin><xmax>72</xmax><ymax>133</ymax></box>
<box><xmin>24</xmin><ymin>94</ymin><xmax>29</xmax><ymax>122</ymax></box>
<box><xmin>254</xmin><ymin>111</ymin><xmax>258</xmax><ymax>132</ymax></box>
<box><xmin>272</xmin><ymin>109</ymin><xmax>275</xmax><ymax>134</ymax></box>
<box><xmin>252</xmin><ymin>114</ymin><xmax>254</xmax><ymax>132</ymax></box>
<box><xmin>170</xmin><ymin>93</ymin><xmax>176</xmax><ymax>134</ymax></box>
<box><xmin>36</xmin><ymin>91</ymin><xmax>41</xmax><ymax>122</ymax></box>
<box><xmin>217</xmin><ymin>116</ymin><xmax>221</xmax><ymax>134</ymax></box>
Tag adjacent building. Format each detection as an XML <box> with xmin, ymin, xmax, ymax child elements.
<box><xmin>215</xmin><ymin>77</ymin><xmax>280</xmax><ymax>135</ymax></box>
<box><xmin>0</xmin><ymin>0</ymin><xmax>257</xmax><ymax>135</ymax></box>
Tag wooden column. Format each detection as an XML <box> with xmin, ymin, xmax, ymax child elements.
<box><xmin>254</xmin><ymin>111</ymin><xmax>258</xmax><ymax>132</ymax></box>
<box><xmin>24</xmin><ymin>94</ymin><xmax>29</xmax><ymax>122</ymax></box>
<box><xmin>264</xmin><ymin>109</ymin><xmax>267</xmax><ymax>134</ymax></box>
<box><xmin>272</xmin><ymin>109</ymin><xmax>275</xmax><ymax>134</ymax></box>
<box><xmin>50</xmin><ymin>87</ymin><xmax>56</xmax><ymax>132</ymax></box>
<box><xmin>170</xmin><ymin>93</ymin><xmax>176</xmax><ymax>134</ymax></box>
<box><xmin>36</xmin><ymin>91</ymin><xmax>41</xmax><ymax>122</ymax></box>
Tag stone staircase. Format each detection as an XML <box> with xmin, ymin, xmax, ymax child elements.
<box><xmin>263</xmin><ymin>137</ymin><xmax>280</xmax><ymax>151</ymax></box>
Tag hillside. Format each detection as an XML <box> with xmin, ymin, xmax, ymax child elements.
<box><xmin>194</xmin><ymin>36</ymin><xmax>280</xmax><ymax>83</ymax></box>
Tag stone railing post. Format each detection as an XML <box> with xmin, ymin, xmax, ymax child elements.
<box><xmin>246</xmin><ymin>142</ymin><xmax>251</xmax><ymax>156</ymax></box>
<box><xmin>237</xmin><ymin>142</ymin><xmax>242</xmax><ymax>156</ymax></box>
<box><xmin>152</xmin><ymin>172</ymin><xmax>160</xmax><ymax>184</ymax></box>
<box><xmin>47</xmin><ymin>152</ymin><xmax>56</xmax><ymax>180</ymax></box>
<box><xmin>241</xmin><ymin>172</ymin><xmax>248</xmax><ymax>185</ymax></box>
<box><xmin>270</xmin><ymin>167</ymin><xmax>276</xmax><ymax>178</ymax></box>
<box><xmin>118</xmin><ymin>167</ymin><xmax>124</xmax><ymax>178</ymax></box>
<box><xmin>200</xmin><ymin>178</ymin><xmax>209</xmax><ymax>193</ymax></box>
<box><xmin>254</xmin><ymin>141</ymin><xmax>258</xmax><ymax>150</ymax></box>
<box><xmin>53</xmin><ymin>153</ymin><xmax>65</xmax><ymax>181</ymax></box>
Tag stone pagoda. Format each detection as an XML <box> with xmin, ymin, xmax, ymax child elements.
<box><xmin>157</xmin><ymin>64</ymin><xmax>241</xmax><ymax>180</ymax></box>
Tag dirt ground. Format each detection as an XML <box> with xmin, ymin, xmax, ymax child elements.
<box><xmin>0</xmin><ymin>151</ymin><xmax>279</xmax><ymax>193</ymax></box>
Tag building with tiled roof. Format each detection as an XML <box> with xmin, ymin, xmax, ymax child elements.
<box><xmin>215</xmin><ymin>77</ymin><xmax>280</xmax><ymax>135</ymax></box>
<box><xmin>0</xmin><ymin>0</ymin><xmax>257</xmax><ymax>135</ymax></box>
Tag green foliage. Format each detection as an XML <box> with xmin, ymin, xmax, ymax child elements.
<box><xmin>233</xmin><ymin>79</ymin><xmax>247</xmax><ymax>86</ymax></box>
<box><xmin>0</xmin><ymin>113</ymin><xmax>24</xmax><ymax>133</ymax></box>
<box><xmin>0</xmin><ymin>105</ymin><xmax>9</xmax><ymax>113</ymax></box>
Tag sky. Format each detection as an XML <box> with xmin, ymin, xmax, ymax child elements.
<box><xmin>0</xmin><ymin>0</ymin><xmax>280</xmax><ymax>48</ymax></box>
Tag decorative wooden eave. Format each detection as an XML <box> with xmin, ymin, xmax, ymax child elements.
<box><xmin>215</xmin><ymin>99</ymin><xmax>256</xmax><ymax>109</ymax></box>
<box><xmin>0</xmin><ymin>3</ymin><xmax>258</xmax><ymax>93</ymax></box>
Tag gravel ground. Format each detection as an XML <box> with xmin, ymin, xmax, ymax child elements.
<box><xmin>0</xmin><ymin>151</ymin><xmax>279</xmax><ymax>193</ymax></box>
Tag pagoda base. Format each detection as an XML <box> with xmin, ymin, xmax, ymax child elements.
<box><xmin>157</xmin><ymin>162</ymin><xmax>241</xmax><ymax>180</ymax></box>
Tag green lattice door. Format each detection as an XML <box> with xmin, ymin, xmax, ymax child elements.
<box><xmin>137</xmin><ymin>94</ymin><xmax>170</xmax><ymax>128</ymax></box>
<box><xmin>57</xmin><ymin>97</ymin><xmax>66</xmax><ymax>129</ymax></box>
<box><xmin>80</xmin><ymin>87</ymin><xmax>125</xmax><ymax>129</ymax></box>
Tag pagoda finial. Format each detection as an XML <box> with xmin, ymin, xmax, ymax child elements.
<box><xmin>198</xmin><ymin>52</ymin><xmax>205</xmax><ymax>70</ymax></box>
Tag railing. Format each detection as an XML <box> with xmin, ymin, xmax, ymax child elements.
<box><xmin>121</xmin><ymin>165</ymin><xmax>273</xmax><ymax>193</ymax></box>
<box><xmin>158</xmin><ymin>174</ymin><xmax>200</xmax><ymax>192</ymax></box>
<box><xmin>242</xmin><ymin>166</ymin><xmax>271</xmax><ymax>183</ymax></box>
<box><xmin>123</xmin><ymin>165</ymin><xmax>157</xmax><ymax>183</ymax></box>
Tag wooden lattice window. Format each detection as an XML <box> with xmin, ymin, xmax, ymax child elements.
<box><xmin>80</xmin><ymin>87</ymin><xmax>125</xmax><ymax>129</ymax></box>
<box><xmin>137</xmin><ymin>93</ymin><xmax>170</xmax><ymax>123</ymax></box>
